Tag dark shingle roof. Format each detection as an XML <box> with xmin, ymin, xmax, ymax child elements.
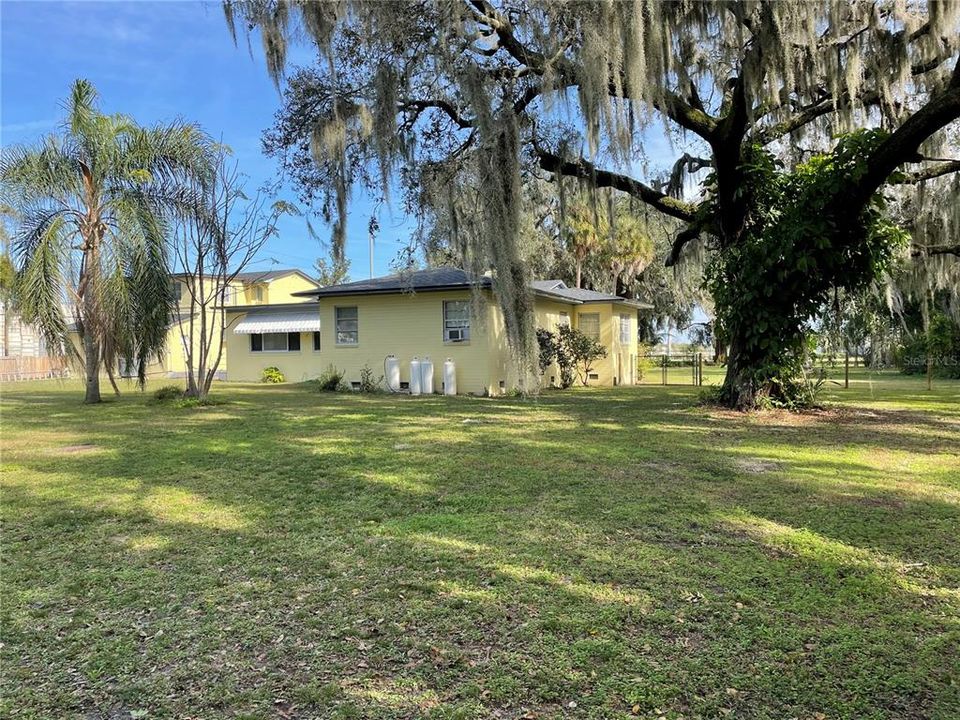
<box><xmin>170</xmin><ymin>268</ymin><xmax>316</xmax><ymax>284</ymax></box>
<box><xmin>295</xmin><ymin>267</ymin><xmax>651</xmax><ymax>308</ymax></box>
<box><xmin>293</xmin><ymin>267</ymin><xmax>491</xmax><ymax>297</ymax></box>
<box><xmin>232</xmin><ymin>269</ymin><xmax>314</xmax><ymax>283</ymax></box>
<box><xmin>531</xmin><ymin>279</ymin><xmax>653</xmax><ymax>308</ymax></box>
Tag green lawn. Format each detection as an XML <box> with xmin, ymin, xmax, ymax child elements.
<box><xmin>2</xmin><ymin>372</ymin><xmax>958</xmax><ymax>719</ymax></box>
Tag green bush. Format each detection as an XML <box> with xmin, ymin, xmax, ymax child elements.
<box><xmin>152</xmin><ymin>384</ymin><xmax>184</xmax><ymax>401</ymax></box>
<box><xmin>261</xmin><ymin>366</ymin><xmax>285</xmax><ymax>384</ymax></box>
<box><xmin>315</xmin><ymin>364</ymin><xmax>349</xmax><ymax>392</ymax></box>
<box><xmin>537</xmin><ymin>326</ymin><xmax>605</xmax><ymax>388</ymax></box>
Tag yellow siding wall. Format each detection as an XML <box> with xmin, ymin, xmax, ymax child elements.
<box><xmin>165</xmin><ymin>272</ymin><xmax>319</xmax><ymax>375</ymax></box>
<box><xmin>532</xmin><ymin>299</ymin><xmax>574</xmax><ymax>388</ymax></box>
<box><xmin>572</xmin><ymin>303</ymin><xmax>638</xmax><ymax>386</ymax></box>
<box><xmin>221</xmin><ymin>287</ymin><xmax>637</xmax><ymax>393</ymax></box>
<box><xmin>224</xmin><ymin>290</ymin><xmax>498</xmax><ymax>394</ymax></box>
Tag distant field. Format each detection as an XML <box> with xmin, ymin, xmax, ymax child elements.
<box><xmin>2</xmin><ymin>373</ymin><xmax>958</xmax><ymax>719</ymax></box>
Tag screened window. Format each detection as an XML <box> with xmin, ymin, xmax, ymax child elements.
<box><xmin>336</xmin><ymin>306</ymin><xmax>358</xmax><ymax>345</ymax></box>
<box><xmin>312</xmin><ymin>331</ymin><xmax>321</xmax><ymax>351</ymax></box>
<box><xmin>620</xmin><ymin>314</ymin><xmax>632</xmax><ymax>343</ymax></box>
<box><xmin>578</xmin><ymin>313</ymin><xmax>600</xmax><ymax>340</ymax></box>
<box><xmin>250</xmin><ymin>332</ymin><xmax>301</xmax><ymax>352</ymax></box>
<box><xmin>443</xmin><ymin>301</ymin><xmax>470</xmax><ymax>342</ymax></box>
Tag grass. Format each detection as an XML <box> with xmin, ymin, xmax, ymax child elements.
<box><xmin>2</xmin><ymin>370</ymin><xmax>959</xmax><ymax>719</ymax></box>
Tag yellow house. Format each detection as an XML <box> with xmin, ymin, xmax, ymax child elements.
<box><xmin>222</xmin><ymin>267</ymin><xmax>650</xmax><ymax>394</ymax></box>
<box><xmin>160</xmin><ymin>268</ymin><xmax>319</xmax><ymax>378</ymax></box>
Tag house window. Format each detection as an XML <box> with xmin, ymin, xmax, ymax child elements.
<box><xmin>221</xmin><ymin>286</ymin><xmax>235</xmax><ymax>306</ymax></box>
<box><xmin>620</xmin><ymin>314</ymin><xmax>632</xmax><ymax>343</ymax></box>
<box><xmin>335</xmin><ymin>306</ymin><xmax>358</xmax><ymax>345</ymax></box>
<box><xmin>313</xmin><ymin>331</ymin><xmax>321</xmax><ymax>351</ymax></box>
<box><xmin>443</xmin><ymin>300</ymin><xmax>470</xmax><ymax>342</ymax></box>
<box><xmin>254</xmin><ymin>286</ymin><xmax>264</xmax><ymax>302</ymax></box>
<box><xmin>250</xmin><ymin>332</ymin><xmax>301</xmax><ymax>352</ymax></box>
<box><xmin>558</xmin><ymin>311</ymin><xmax>569</xmax><ymax>327</ymax></box>
<box><xmin>172</xmin><ymin>281</ymin><xmax>183</xmax><ymax>302</ymax></box>
<box><xmin>579</xmin><ymin>313</ymin><xmax>600</xmax><ymax>340</ymax></box>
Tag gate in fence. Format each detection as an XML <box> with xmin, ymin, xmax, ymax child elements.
<box><xmin>638</xmin><ymin>353</ymin><xmax>704</xmax><ymax>386</ymax></box>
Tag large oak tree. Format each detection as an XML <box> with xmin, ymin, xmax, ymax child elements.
<box><xmin>226</xmin><ymin>0</ymin><xmax>960</xmax><ymax>407</ymax></box>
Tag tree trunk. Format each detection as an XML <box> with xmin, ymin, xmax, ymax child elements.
<box><xmin>106</xmin><ymin>363</ymin><xmax>122</xmax><ymax>396</ymax></box>
<box><xmin>575</xmin><ymin>261</ymin><xmax>582</xmax><ymax>289</ymax></box>
<box><xmin>844</xmin><ymin>340</ymin><xmax>850</xmax><ymax>389</ymax></box>
<box><xmin>719</xmin><ymin>329</ymin><xmax>760</xmax><ymax>410</ymax></box>
<box><xmin>2</xmin><ymin>302</ymin><xmax>10</xmax><ymax>357</ymax></box>
<box><xmin>82</xmin><ymin>322</ymin><xmax>101</xmax><ymax>404</ymax></box>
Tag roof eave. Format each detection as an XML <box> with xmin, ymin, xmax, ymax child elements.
<box><xmin>223</xmin><ymin>301</ymin><xmax>320</xmax><ymax>312</ymax></box>
<box><xmin>293</xmin><ymin>282</ymin><xmax>491</xmax><ymax>299</ymax></box>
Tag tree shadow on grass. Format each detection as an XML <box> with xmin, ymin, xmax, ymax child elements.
<box><xmin>3</xmin><ymin>382</ymin><xmax>959</xmax><ymax>718</ymax></box>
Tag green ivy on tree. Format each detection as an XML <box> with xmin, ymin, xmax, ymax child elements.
<box><xmin>707</xmin><ymin>131</ymin><xmax>910</xmax><ymax>408</ymax></box>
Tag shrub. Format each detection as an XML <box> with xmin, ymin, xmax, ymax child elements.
<box><xmin>315</xmin><ymin>364</ymin><xmax>349</xmax><ymax>392</ymax></box>
<box><xmin>536</xmin><ymin>327</ymin><xmax>575</xmax><ymax>388</ymax></box>
<box><xmin>358</xmin><ymin>364</ymin><xmax>383</xmax><ymax>393</ymax></box>
<box><xmin>261</xmin><ymin>366</ymin><xmax>285</xmax><ymax>384</ymax></box>
<box><xmin>557</xmin><ymin>324</ymin><xmax>607</xmax><ymax>386</ymax></box>
<box><xmin>153</xmin><ymin>384</ymin><xmax>184</xmax><ymax>401</ymax></box>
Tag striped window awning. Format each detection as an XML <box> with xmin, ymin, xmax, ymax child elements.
<box><xmin>233</xmin><ymin>309</ymin><xmax>321</xmax><ymax>334</ymax></box>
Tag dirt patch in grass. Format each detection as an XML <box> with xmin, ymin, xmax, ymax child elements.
<box><xmin>732</xmin><ymin>458</ymin><xmax>781</xmax><ymax>474</ymax></box>
<box><xmin>57</xmin><ymin>443</ymin><xmax>98</xmax><ymax>454</ymax></box>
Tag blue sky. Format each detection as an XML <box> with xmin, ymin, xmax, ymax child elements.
<box><xmin>0</xmin><ymin>0</ymin><xmax>413</xmax><ymax>278</ymax></box>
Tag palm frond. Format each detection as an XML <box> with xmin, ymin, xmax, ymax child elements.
<box><xmin>0</xmin><ymin>139</ymin><xmax>81</xmax><ymax>209</ymax></box>
<box><xmin>15</xmin><ymin>216</ymin><xmax>72</xmax><ymax>357</ymax></box>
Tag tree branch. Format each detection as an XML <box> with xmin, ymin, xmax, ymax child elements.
<box><xmin>911</xmin><ymin>243</ymin><xmax>960</xmax><ymax>257</ymax></box>
<box><xmin>850</xmin><ymin>57</ymin><xmax>960</xmax><ymax>209</ymax></box>
<box><xmin>534</xmin><ymin>147</ymin><xmax>697</xmax><ymax>223</ymax></box>
<box><xmin>894</xmin><ymin>159</ymin><xmax>960</xmax><ymax>183</ymax></box>
<box><xmin>399</xmin><ymin>99</ymin><xmax>474</xmax><ymax>129</ymax></box>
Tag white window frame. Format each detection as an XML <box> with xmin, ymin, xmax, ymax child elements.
<box><xmin>250</xmin><ymin>332</ymin><xmax>301</xmax><ymax>353</ymax></box>
<box><xmin>443</xmin><ymin>300</ymin><xmax>471</xmax><ymax>342</ymax></box>
<box><xmin>578</xmin><ymin>312</ymin><xmax>600</xmax><ymax>340</ymax></box>
<box><xmin>335</xmin><ymin>306</ymin><xmax>359</xmax><ymax>345</ymax></box>
<box><xmin>620</xmin><ymin>314</ymin><xmax>632</xmax><ymax>343</ymax></box>
<box><xmin>253</xmin><ymin>286</ymin><xmax>264</xmax><ymax>302</ymax></box>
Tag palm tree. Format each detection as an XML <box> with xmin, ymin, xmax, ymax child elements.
<box><xmin>564</xmin><ymin>200</ymin><xmax>605</xmax><ymax>289</ymax></box>
<box><xmin>607</xmin><ymin>212</ymin><xmax>654</xmax><ymax>296</ymax></box>
<box><xmin>0</xmin><ymin>79</ymin><xmax>212</xmax><ymax>402</ymax></box>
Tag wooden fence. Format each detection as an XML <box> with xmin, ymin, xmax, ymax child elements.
<box><xmin>0</xmin><ymin>356</ymin><xmax>70</xmax><ymax>382</ymax></box>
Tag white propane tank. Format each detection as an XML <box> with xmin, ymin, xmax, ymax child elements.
<box><xmin>384</xmin><ymin>355</ymin><xmax>400</xmax><ymax>392</ymax></box>
<box><xmin>443</xmin><ymin>358</ymin><xmax>457</xmax><ymax>395</ymax></box>
<box><xmin>409</xmin><ymin>357</ymin><xmax>422</xmax><ymax>395</ymax></box>
<box><xmin>420</xmin><ymin>356</ymin><xmax>434</xmax><ymax>394</ymax></box>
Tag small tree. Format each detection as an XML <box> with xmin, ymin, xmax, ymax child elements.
<box><xmin>315</xmin><ymin>252</ymin><xmax>350</xmax><ymax>287</ymax></box>
<box><xmin>557</xmin><ymin>324</ymin><xmax>608</xmax><ymax>386</ymax></box>
<box><xmin>171</xmin><ymin>152</ymin><xmax>291</xmax><ymax>399</ymax></box>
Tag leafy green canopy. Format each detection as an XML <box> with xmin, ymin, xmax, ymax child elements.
<box><xmin>706</xmin><ymin>131</ymin><xmax>910</xmax><ymax>405</ymax></box>
<box><xmin>0</xmin><ymin>79</ymin><xmax>214</xmax><ymax>388</ymax></box>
